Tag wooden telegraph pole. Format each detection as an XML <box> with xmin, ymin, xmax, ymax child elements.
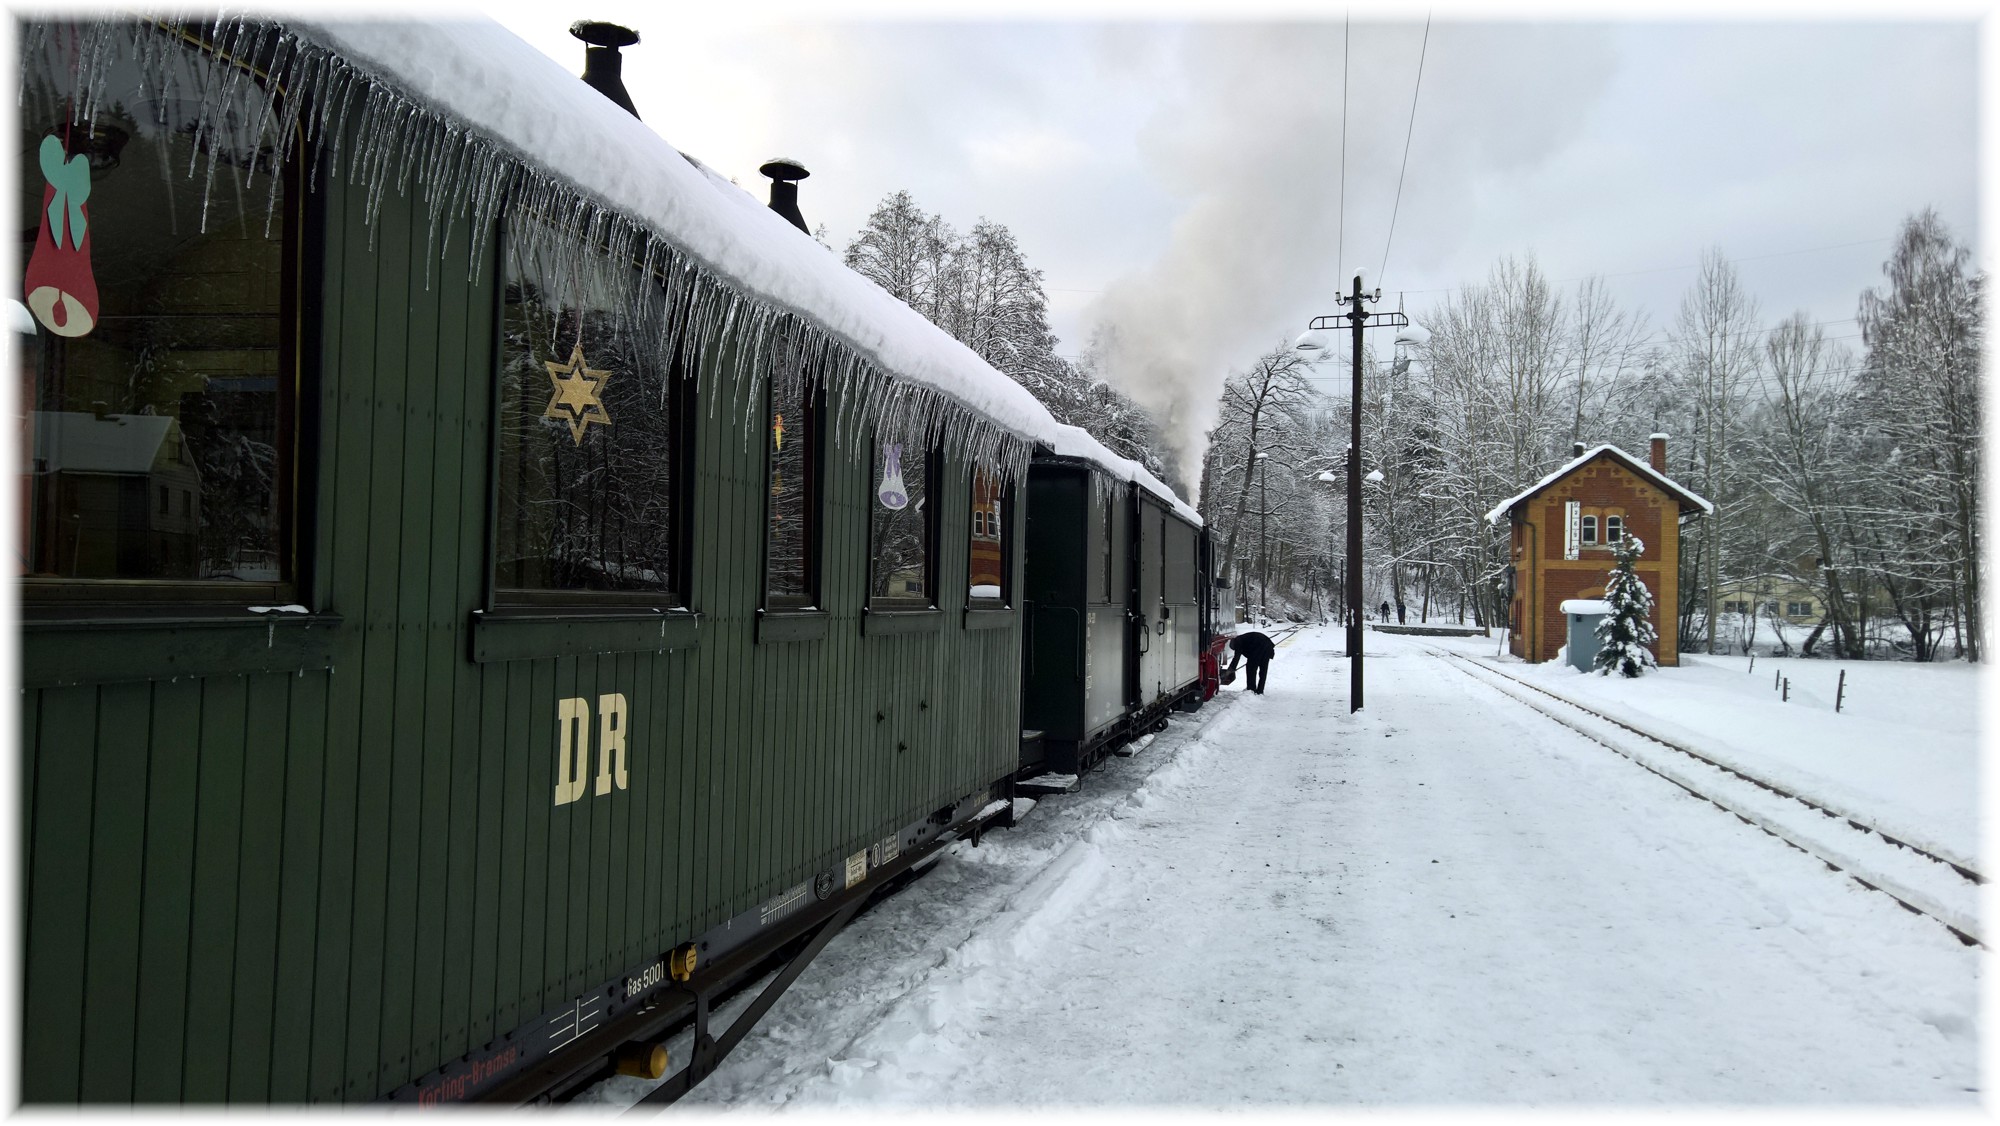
<box><xmin>1302</xmin><ymin>273</ymin><xmax>1405</xmax><ymax>712</ymax></box>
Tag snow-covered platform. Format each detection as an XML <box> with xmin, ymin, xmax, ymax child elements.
<box><xmin>1369</xmin><ymin>622</ymin><xmax>1487</xmax><ymax>637</ymax></box>
<box><xmin>585</xmin><ymin>626</ymin><xmax>1978</xmax><ymax>1109</ymax></box>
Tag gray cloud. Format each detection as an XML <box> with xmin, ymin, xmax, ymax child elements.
<box><xmin>1086</xmin><ymin>22</ymin><xmax>1619</xmax><ymax>488</ymax></box>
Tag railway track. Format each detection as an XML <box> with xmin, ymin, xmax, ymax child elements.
<box><xmin>1425</xmin><ymin>646</ymin><xmax>1983</xmax><ymax>948</ymax></box>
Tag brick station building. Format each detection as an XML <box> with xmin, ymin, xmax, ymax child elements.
<box><xmin>1485</xmin><ymin>435</ymin><xmax>1712</xmax><ymax>666</ymax></box>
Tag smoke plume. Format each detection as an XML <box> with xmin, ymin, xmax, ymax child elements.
<box><xmin>1085</xmin><ymin>22</ymin><xmax>1614</xmax><ymax>497</ymax></box>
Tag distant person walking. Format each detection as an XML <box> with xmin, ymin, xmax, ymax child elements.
<box><xmin>1378</xmin><ymin>601</ymin><xmax>1391</xmax><ymax>621</ymax></box>
<box><xmin>1396</xmin><ymin>600</ymin><xmax>1407</xmax><ymax>624</ymax></box>
<box><xmin>1226</xmin><ymin>629</ymin><xmax>1277</xmax><ymax>695</ymax></box>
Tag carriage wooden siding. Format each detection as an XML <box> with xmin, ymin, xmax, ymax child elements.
<box><xmin>21</xmin><ymin>165</ymin><xmax>1023</xmax><ymax>1103</ymax></box>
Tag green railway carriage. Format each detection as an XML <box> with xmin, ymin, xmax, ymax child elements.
<box><xmin>16</xmin><ymin>16</ymin><xmax>1047</xmax><ymax>1104</ymax></box>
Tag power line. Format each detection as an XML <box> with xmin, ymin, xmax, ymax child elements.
<box><xmin>1378</xmin><ymin>13</ymin><xmax>1431</xmax><ymax>289</ymax></box>
<box><xmin>1337</xmin><ymin>14</ymin><xmax>1349</xmax><ymax>280</ymax></box>
<box><xmin>1391</xmin><ymin>236</ymin><xmax>1896</xmax><ymax>298</ymax></box>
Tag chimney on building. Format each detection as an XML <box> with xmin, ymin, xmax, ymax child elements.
<box><xmin>760</xmin><ymin>158</ymin><xmax>811</xmax><ymax>234</ymax></box>
<box><xmin>1649</xmin><ymin>433</ymin><xmax>1668</xmax><ymax>474</ymax></box>
<box><xmin>1571</xmin><ymin>441</ymin><xmax>1585</xmax><ymax>459</ymax></box>
<box><xmin>571</xmin><ymin>21</ymin><xmax>641</xmax><ymax>119</ymax></box>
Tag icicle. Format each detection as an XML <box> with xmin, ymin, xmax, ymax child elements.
<box><xmin>23</xmin><ymin>14</ymin><xmax>1046</xmax><ymax>483</ymax></box>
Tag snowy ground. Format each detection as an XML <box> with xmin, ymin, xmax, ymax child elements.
<box><xmin>597</xmin><ymin>627</ymin><xmax>1980</xmax><ymax>1110</ymax></box>
<box><xmin>1441</xmin><ymin>632</ymin><xmax>1983</xmax><ymax>870</ymax></box>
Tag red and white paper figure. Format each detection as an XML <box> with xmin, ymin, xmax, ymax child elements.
<box><xmin>24</xmin><ymin>134</ymin><xmax>98</xmax><ymax>338</ymax></box>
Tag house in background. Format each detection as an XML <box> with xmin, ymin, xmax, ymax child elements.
<box><xmin>25</xmin><ymin>411</ymin><xmax>201</xmax><ymax>578</ymax></box>
<box><xmin>1486</xmin><ymin>435</ymin><xmax>1712</xmax><ymax>666</ymax></box>
<box><xmin>1716</xmin><ymin>573</ymin><xmax>1824</xmax><ymax>624</ymax></box>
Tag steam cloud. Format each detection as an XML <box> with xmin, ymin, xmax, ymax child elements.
<box><xmin>1085</xmin><ymin>22</ymin><xmax>1614</xmax><ymax>498</ymax></box>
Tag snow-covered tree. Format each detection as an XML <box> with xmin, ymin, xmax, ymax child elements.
<box><xmin>844</xmin><ymin>191</ymin><xmax>1179</xmax><ymax>484</ymax></box>
<box><xmin>1855</xmin><ymin>209</ymin><xmax>1983</xmax><ymax>661</ymax></box>
<box><xmin>1594</xmin><ymin>535</ymin><xmax>1658</xmax><ymax>677</ymax></box>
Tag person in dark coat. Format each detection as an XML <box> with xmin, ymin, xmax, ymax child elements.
<box><xmin>1378</xmin><ymin>600</ymin><xmax>1391</xmax><ymax>621</ymax></box>
<box><xmin>1226</xmin><ymin>629</ymin><xmax>1277</xmax><ymax>695</ymax></box>
<box><xmin>1396</xmin><ymin>600</ymin><xmax>1407</xmax><ymax>623</ymax></box>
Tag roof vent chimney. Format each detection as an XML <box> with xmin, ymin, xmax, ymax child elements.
<box><xmin>1649</xmin><ymin>433</ymin><xmax>1668</xmax><ymax>474</ymax></box>
<box><xmin>760</xmin><ymin>158</ymin><xmax>810</xmax><ymax>234</ymax></box>
<box><xmin>571</xmin><ymin>21</ymin><xmax>641</xmax><ymax>119</ymax></box>
<box><xmin>1571</xmin><ymin>441</ymin><xmax>1585</xmax><ymax>459</ymax></box>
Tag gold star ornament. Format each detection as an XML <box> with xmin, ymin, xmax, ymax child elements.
<box><xmin>543</xmin><ymin>342</ymin><xmax>614</xmax><ymax>445</ymax></box>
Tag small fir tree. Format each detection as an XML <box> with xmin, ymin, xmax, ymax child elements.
<box><xmin>1594</xmin><ymin>535</ymin><xmax>1658</xmax><ymax>677</ymax></box>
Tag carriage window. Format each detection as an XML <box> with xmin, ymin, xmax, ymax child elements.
<box><xmin>766</xmin><ymin>373</ymin><xmax>818</xmax><ymax>608</ymax></box>
<box><xmin>19</xmin><ymin>33</ymin><xmax>293</xmax><ymax>596</ymax></box>
<box><xmin>968</xmin><ymin>468</ymin><xmax>1008</xmax><ymax>605</ymax></box>
<box><xmin>495</xmin><ymin>218</ymin><xmax>682</xmax><ymax>602</ymax></box>
<box><xmin>869</xmin><ymin>439</ymin><xmax>933</xmax><ymax>607</ymax></box>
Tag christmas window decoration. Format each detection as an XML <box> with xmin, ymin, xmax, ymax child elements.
<box><xmin>870</xmin><ymin>439</ymin><xmax>933</xmax><ymax>607</ymax></box>
<box><xmin>19</xmin><ymin>21</ymin><xmax>291</xmax><ymax>593</ymax></box>
<box><xmin>494</xmin><ymin>215</ymin><xmax>681</xmax><ymax>601</ymax></box>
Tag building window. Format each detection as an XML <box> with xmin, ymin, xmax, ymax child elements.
<box><xmin>1580</xmin><ymin>515</ymin><xmax>1598</xmax><ymax>545</ymax></box>
<box><xmin>1606</xmin><ymin>515</ymin><xmax>1623</xmax><ymax>543</ymax></box>
<box><xmin>495</xmin><ymin>218</ymin><xmax>685</xmax><ymax>604</ymax></box>
<box><xmin>20</xmin><ymin>30</ymin><xmax>294</xmax><ymax>598</ymax></box>
<box><xmin>869</xmin><ymin>438</ymin><xmax>933</xmax><ymax>607</ymax></box>
<box><xmin>765</xmin><ymin>372</ymin><xmax>819</xmax><ymax>609</ymax></box>
<box><xmin>1787</xmin><ymin>601</ymin><xmax>1813</xmax><ymax>617</ymax></box>
<box><xmin>968</xmin><ymin>468</ymin><xmax>1008</xmax><ymax>605</ymax></box>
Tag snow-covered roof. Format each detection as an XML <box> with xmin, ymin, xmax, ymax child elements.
<box><xmin>30</xmin><ymin>412</ymin><xmax>177</xmax><ymax>475</ymax></box>
<box><xmin>1559</xmin><ymin>599</ymin><xmax>1613</xmax><ymax>616</ymax></box>
<box><xmin>289</xmin><ymin>19</ymin><xmax>1062</xmax><ymax>451</ymax></box>
<box><xmin>1483</xmin><ymin>444</ymin><xmax>1714</xmax><ymax>526</ymax></box>
<box><xmin>1045</xmin><ymin>424</ymin><xmax>1202</xmax><ymax>526</ymax></box>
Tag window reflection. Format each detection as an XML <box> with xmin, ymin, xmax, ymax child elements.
<box><xmin>766</xmin><ymin>374</ymin><xmax>813</xmax><ymax>606</ymax></box>
<box><xmin>870</xmin><ymin>440</ymin><xmax>929</xmax><ymax>605</ymax></box>
<box><xmin>495</xmin><ymin>221</ymin><xmax>679</xmax><ymax>599</ymax></box>
<box><xmin>19</xmin><ymin>35</ymin><xmax>287</xmax><ymax>586</ymax></box>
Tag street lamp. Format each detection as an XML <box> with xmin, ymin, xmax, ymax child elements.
<box><xmin>1296</xmin><ymin>270</ymin><xmax>1407</xmax><ymax>713</ymax></box>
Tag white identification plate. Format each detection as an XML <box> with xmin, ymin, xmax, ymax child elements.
<box><xmin>844</xmin><ymin>851</ymin><xmax>867</xmax><ymax>889</ymax></box>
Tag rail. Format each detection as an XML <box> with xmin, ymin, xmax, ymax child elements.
<box><xmin>1425</xmin><ymin>646</ymin><xmax>1981</xmax><ymax>948</ymax></box>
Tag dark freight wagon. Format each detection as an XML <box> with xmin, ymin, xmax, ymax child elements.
<box><xmin>1019</xmin><ymin>429</ymin><xmax>1206</xmax><ymax>777</ymax></box>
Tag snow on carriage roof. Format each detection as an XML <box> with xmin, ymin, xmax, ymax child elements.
<box><xmin>1483</xmin><ymin>443</ymin><xmax>1714</xmax><ymax>526</ymax></box>
<box><xmin>1046</xmin><ymin>424</ymin><xmax>1202</xmax><ymax>526</ymax></box>
<box><xmin>291</xmin><ymin>17</ymin><xmax>1063</xmax><ymax>447</ymax></box>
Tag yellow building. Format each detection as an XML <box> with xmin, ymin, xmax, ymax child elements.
<box><xmin>1486</xmin><ymin>437</ymin><xmax>1712</xmax><ymax>666</ymax></box>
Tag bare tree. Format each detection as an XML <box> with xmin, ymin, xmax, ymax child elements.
<box><xmin>1672</xmin><ymin>247</ymin><xmax>1762</xmax><ymax>652</ymax></box>
<box><xmin>1200</xmin><ymin>345</ymin><xmax>1321</xmax><ymax>591</ymax></box>
<box><xmin>1751</xmin><ymin>312</ymin><xmax>1864</xmax><ymax>657</ymax></box>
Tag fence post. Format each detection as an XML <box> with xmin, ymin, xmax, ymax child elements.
<box><xmin>1748</xmin><ymin>654</ymin><xmax>1755</xmax><ymax>676</ymax></box>
<box><xmin>1774</xmin><ymin>667</ymin><xmax>1781</xmax><ymax>691</ymax></box>
<box><xmin>1836</xmin><ymin>669</ymin><xmax>1846</xmax><ymax>714</ymax></box>
<box><xmin>1782</xmin><ymin>676</ymin><xmax>1789</xmax><ymax>702</ymax></box>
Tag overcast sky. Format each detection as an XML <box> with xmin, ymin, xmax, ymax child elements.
<box><xmin>491</xmin><ymin>3</ymin><xmax>1980</xmax><ymax>470</ymax></box>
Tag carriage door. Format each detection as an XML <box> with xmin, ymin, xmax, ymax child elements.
<box><xmin>1157</xmin><ymin>510</ymin><xmax>1177</xmax><ymax>698</ymax></box>
<box><xmin>1138</xmin><ymin>500</ymin><xmax>1164</xmax><ymax>703</ymax></box>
